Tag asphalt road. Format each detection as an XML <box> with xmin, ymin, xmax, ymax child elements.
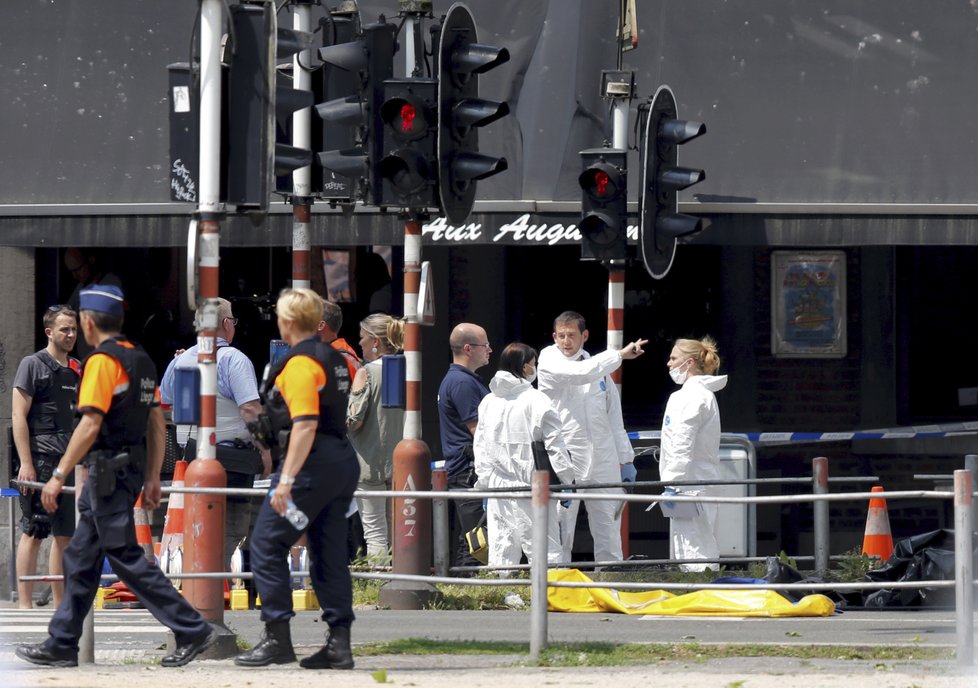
<box><xmin>2</xmin><ymin>604</ymin><xmax>977</xmax><ymax>687</ymax></box>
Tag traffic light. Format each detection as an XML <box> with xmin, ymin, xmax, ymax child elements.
<box><xmin>578</xmin><ymin>148</ymin><xmax>627</xmax><ymax>261</ymax></box>
<box><xmin>640</xmin><ymin>85</ymin><xmax>707</xmax><ymax>279</ymax></box>
<box><xmin>378</xmin><ymin>78</ymin><xmax>438</xmax><ymax>209</ymax></box>
<box><xmin>316</xmin><ymin>19</ymin><xmax>396</xmax><ymax>206</ymax></box>
<box><xmin>436</xmin><ymin>4</ymin><xmax>510</xmax><ymax>225</ymax></box>
<box><xmin>225</xmin><ymin>1</ymin><xmax>314</xmax><ymax>212</ymax></box>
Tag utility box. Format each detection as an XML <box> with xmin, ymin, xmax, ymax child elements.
<box><xmin>381</xmin><ymin>354</ymin><xmax>406</xmax><ymax>408</ymax></box>
<box><xmin>171</xmin><ymin>366</ymin><xmax>200</xmax><ymax>426</ymax></box>
<box><xmin>713</xmin><ymin>439</ymin><xmax>756</xmax><ymax>558</ymax></box>
<box><xmin>625</xmin><ymin>433</ymin><xmax>756</xmax><ymax>561</ymax></box>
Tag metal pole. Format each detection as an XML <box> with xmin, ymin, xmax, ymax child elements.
<box><xmin>292</xmin><ymin>1</ymin><xmax>313</xmax><ymax>288</ymax></box>
<box><xmin>812</xmin><ymin>456</ymin><xmax>829</xmax><ymax>576</ymax></box>
<box><xmin>607</xmin><ymin>266</ymin><xmax>628</xmax><ymax>556</ymax></box>
<box><xmin>183</xmin><ymin>0</ymin><xmax>227</xmax><ymax>626</ymax></box>
<box><xmin>76</xmin><ymin>465</ymin><xmax>94</xmax><ymax>664</ymax></box>
<box><xmin>953</xmin><ymin>469</ymin><xmax>974</xmax><ymax>666</ymax></box>
<box><xmin>965</xmin><ymin>454</ymin><xmax>977</xmax><ymax>534</ymax></box>
<box><xmin>529</xmin><ymin>470</ymin><xmax>549</xmax><ymax>661</ymax></box>
<box><xmin>608</xmin><ymin>70</ymin><xmax>632</xmax><ymax>557</ymax></box>
<box><xmin>7</xmin><ymin>492</ymin><xmax>16</xmax><ymax>603</ymax></box>
<box><xmin>432</xmin><ymin>468</ymin><xmax>449</xmax><ymax>578</ymax></box>
<box><xmin>380</xmin><ymin>215</ymin><xmax>436</xmax><ymax>609</ymax></box>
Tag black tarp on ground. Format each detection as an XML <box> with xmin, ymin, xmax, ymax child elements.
<box><xmin>863</xmin><ymin>529</ymin><xmax>977</xmax><ymax>608</ymax></box>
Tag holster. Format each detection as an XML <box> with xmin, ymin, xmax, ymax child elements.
<box><xmin>92</xmin><ymin>451</ymin><xmax>133</xmax><ymax>497</ymax></box>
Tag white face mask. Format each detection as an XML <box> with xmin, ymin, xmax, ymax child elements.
<box><xmin>669</xmin><ymin>360</ymin><xmax>690</xmax><ymax>385</ymax></box>
<box><xmin>524</xmin><ymin>368</ymin><xmax>537</xmax><ymax>384</ymax></box>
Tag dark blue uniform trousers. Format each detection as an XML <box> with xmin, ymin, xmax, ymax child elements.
<box><xmin>251</xmin><ymin>446</ymin><xmax>359</xmax><ymax>628</ymax></box>
<box><xmin>46</xmin><ymin>466</ymin><xmax>210</xmax><ymax>651</ymax></box>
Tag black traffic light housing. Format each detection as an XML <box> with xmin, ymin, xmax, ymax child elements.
<box><xmin>578</xmin><ymin>148</ymin><xmax>628</xmax><ymax>261</ymax></box>
<box><xmin>309</xmin><ymin>6</ymin><xmax>360</xmax><ymax>200</ymax></box>
<box><xmin>640</xmin><ymin>85</ymin><xmax>707</xmax><ymax>279</ymax></box>
<box><xmin>316</xmin><ymin>19</ymin><xmax>396</xmax><ymax>206</ymax></box>
<box><xmin>437</xmin><ymin>4</ymin><xmax>510</xmax><ymax>225</ymax></box>
<box><xmin>225</xmin><ymin>1</ymin><xmax>314</xmax><ymax>212</ymax></box>
<box><xmin>378</xmin><ymin>78</ymin><xmax>439</xmax><ymax>209</ymax></box>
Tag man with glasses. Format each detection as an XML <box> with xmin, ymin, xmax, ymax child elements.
<box><xmin>12</xmin><ymin>305</ymin><xmax>81</xmax><ymax>608</ymax></box>
<box><xmin>160</xmin><ymin>298</ymin><xmax>271</xmax><ymax>567</ymax></box>
<box><xmin>437</xmin><ymin>323</ymin><xmax>492</xmax><ymax>572</ymax></box>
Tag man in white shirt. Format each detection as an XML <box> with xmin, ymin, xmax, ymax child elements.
<box><xmin>537</xmin><ymin>310</ymin><xmax>646</xmax><ymax>565</ymax></box>
<box><xmin>160</xmin><ymin>298</ymin><xmax>270</xmax><ymax>565</ymax></box>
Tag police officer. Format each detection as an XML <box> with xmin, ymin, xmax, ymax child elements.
<box><xmin>12</xmin><ymin>304</ymin><xmax>81</xmax><ymax>609</ymax></box>
<box><xmin>235</xmin><ymin>288</ymin><xmax>359</xmax><ymax>669</ymax></box>
<box><xmin>15</xmin><ymin>284</ymin><xmax>215</xmax><ymax>669</ymax></box>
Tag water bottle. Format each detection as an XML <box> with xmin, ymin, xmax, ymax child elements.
<box><xmin>269</xmin><ymin>488</ymin><xmax>309</xmax><ymax>530</ymax></box>
<box><xmin>285</xmin><ymin>499</ymin><xmax>309</xmax><ymax>530</ymax></box>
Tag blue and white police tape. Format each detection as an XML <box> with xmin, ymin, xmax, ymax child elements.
<box><xmin>629</xmin><ymin>421</ymin><xmax>978</xmax><ymax>446</ymax></box>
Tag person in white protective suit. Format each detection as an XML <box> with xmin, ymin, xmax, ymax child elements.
<box><xmin>537</xmin><ymin>311</ymin><xmax>647</xmax><ymax>565</ymax></box>
<box><xmin>659</xmin><ymin>336</ymin><xmax>727</xmax><ymax>572</ymax></box>
<box><xmin>473</xmin><ymin>343</ymin><xmax>576</xmax><ymax>571</ymax></box>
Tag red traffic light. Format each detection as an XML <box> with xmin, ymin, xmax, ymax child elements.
<box><xmin>381</xmin><ymin>95</ymin><xmax>430</xmax><ymax>142</ymax></box>
<box><xmin>594</xmin><ymin>170</ymin><xmax>609</xmax><ymax>196</ymax></box>
<box><xmin>399</xmin><ymin>103</ymin><xmax>417</xmax><ymax>134</ymax></box>
<box><xmin>579</xmin><ymin>162</ymin><xmax>622</xmax><ymax>201</ymax></box>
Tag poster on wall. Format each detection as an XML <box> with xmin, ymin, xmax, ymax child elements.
<box><xmin>771</xmin><ymin>251</ymin><xmax>847</xmax><ymax>358</ymax></box>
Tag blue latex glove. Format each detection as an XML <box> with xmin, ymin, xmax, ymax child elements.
<box><xmin>620</xmin><ymin>463</ymin><xmax>637</xmax><ymax>483</ymax></box>
<box><xmin>559</xmin><ymin>480</ymin><xmax>575</xmax><ymax>508</ymax></box>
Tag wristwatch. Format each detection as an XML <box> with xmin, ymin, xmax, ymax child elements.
<box><xmin>279</xmin><ymin>473</ymin><xmax>294</xmax><ymax>485</ymax></box>
<box><xmin>52</xmin><ymin>467</ymin><xmax>67</xmax><ymax>481</ymax></box>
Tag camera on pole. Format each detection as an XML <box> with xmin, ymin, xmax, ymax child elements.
<box><xmin>639</xmin><ymin>85</ymin><xmax>707</xmax><ymax>279</ymax></box>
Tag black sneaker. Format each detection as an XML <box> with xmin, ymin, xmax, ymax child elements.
<box><xmin>161</xmin><ymin>628</ymin><xmax>217</xmax><ymax>668</ymax></box>
<box><xmin>15</xmin><ymin>643</ymin><xmax>78</xmax><ymax>668</ymax></box>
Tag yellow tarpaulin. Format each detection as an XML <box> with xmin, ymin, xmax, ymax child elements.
<box><xmin>547</xmin><ymin>568</ymin><xmax>836</xmax><ymax>617</ymax></box>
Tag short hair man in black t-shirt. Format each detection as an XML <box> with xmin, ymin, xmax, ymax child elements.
<box><xmin>12</xmin><ymin>305</ymin><xmax>81</xmax><ymax>608</ymax></box>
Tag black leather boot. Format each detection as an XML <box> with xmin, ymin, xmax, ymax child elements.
<box><xmin>234</xmin><ymin>621</ymin><xmax>297</xmax><ymax>666</ymax></box>
<box><xmin>299</xmin><ymin>625</ymin><xmax>354</xmax><ymax>670</ymax></box>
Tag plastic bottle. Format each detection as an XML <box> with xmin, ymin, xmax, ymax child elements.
<box><xmin>285</xmin><ymin>499</ymin><xmax>309</xmax><ymax>530</ymax></box>
<box><xmin>269</xmin><ymin>488</ymin><xmax>309</xmax><ymax>530</ymax></box>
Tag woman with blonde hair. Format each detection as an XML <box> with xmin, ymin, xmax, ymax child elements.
<box><xmin>346</xmin><ymin>313</ymin><xmax>406</xmax><ymax>563</ymax></box>
<box><xmin>236</xmin><ymin>288</ymin><xmax>359</xmax><ymax>669</ymax></box>
<box><xmin>659</xmin><ymin>336</ymin><xmax>727</xmax><ymax>572</ymax></box>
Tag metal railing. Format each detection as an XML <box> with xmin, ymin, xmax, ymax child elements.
<box><xmin>8</xmin><ymin>465</ymin><xmax>977</xmax><ymax>666</ymax></box>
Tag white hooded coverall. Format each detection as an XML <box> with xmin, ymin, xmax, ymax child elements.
<box><xmin>474</xmin><ymin>371</ymin><xmax>575</xmax><ymax>569</ymax></box>
<box><xmin>537</xmin><ymin>346</ymin><xmax>634</xmax><ymax>564</ymax></box>
<box><xmin>659</xmin><ymin>373</ymin><xmax>728</xmax><ymax>572</ymax></box>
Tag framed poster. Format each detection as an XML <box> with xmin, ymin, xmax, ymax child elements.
<box><xmin>771</xmin><ymin>251</ymin><xmax>847</xmax><ymax>358</ymax></box>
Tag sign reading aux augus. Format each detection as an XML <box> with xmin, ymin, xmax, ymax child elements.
<box><xmin>421</xmin><ymin>215</ymin><xmax>639</xmax><ymax>246</ymax></box>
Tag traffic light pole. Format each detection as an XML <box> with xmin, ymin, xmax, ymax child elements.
<box><xmin>291</xmin><ymin>0</ymin><xmax>314</xmax><ymax>288</ymax></box>
<box><xmin>609</xmin><ymin>61</ymin><xmax>633</xmax><ymax>557</ymax></box>
<box><xmin>183</xmin><ymin>0</ymin><xmax>229</xmax><ymax>651</ymax></box>
<box><xmin>378</xmin><ymin>4</ymin><xmax>437</xmax><ymax>611</ymax></box>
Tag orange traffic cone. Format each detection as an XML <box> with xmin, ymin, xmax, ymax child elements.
<box><xmin>862</xmin><ymin>485</ymin><xmax>894</xmax><ymax>563</ymax></box>
<box><xmin>133</xmin><ymin>493</ymin><xmax>155</xmax><ymax>563</ymax></box>
<box><xmin>159</xmin><ymin>459</ymin><xmax>187</xmax><ymax>589</ymax></box>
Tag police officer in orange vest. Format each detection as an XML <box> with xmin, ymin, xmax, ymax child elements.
<box><xmin>15</xmin><ymin>284</ymin><xmax>215</xmax><ymax>668</ymax></box>
<box><xmin>235</xmin><ymin>288</ymin><xmax>358</xmax><ymax>669</ymax></box>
